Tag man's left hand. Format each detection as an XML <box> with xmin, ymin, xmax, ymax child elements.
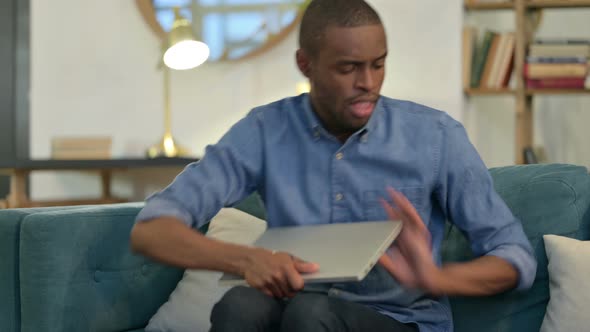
<box><xmin>378</xmin><ymin>187</ymin><xmax>442</xmax><ymax>295</ymax></box>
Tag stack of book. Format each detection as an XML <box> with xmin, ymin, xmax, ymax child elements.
<box><xmin>525</xmin><ymin>39</ymin><xmax>590</xmax><ymax>90</ymax></box>
<box><xmin>51</xmin><ymin>137</ymin><xmax>112</xmax><ymax>160</ymax></box>
<box><xmin>464</xmin><ymin>28</ymin><xmax>516</xmax><ymax>90</ymax></box>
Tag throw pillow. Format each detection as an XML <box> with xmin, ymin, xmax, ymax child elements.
<box><xmin>540</xmin><ymin>234</ymin><xmax>590</xmax><ymax>332</ymax></box>
<box><xmin>145</xmin><ymin>208</ymin><xmax>267</xmax><ymax>332</ymax></box>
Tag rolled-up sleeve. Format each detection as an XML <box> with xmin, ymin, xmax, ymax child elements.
<box><xmin>436</xmin><ymin>118</ymin><xmax>537</xmax><ymax>291</ymax></box>
<box><xmin>135</xmin><ymin>110</ymin><xmax>264</xmax><ymax>229</ymax></box>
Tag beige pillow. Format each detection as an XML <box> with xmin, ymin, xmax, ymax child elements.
<box><xmin>146</xmin><ymin>208</ymin><xmax>267</xmax><ymax>332</ymax></box>
<box><xmin>540</xmin><ymin>234</ymin><xmax>590</xmax><ymax>332</ymax></box>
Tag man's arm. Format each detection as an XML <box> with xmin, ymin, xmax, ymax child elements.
<box><xmin>131</xmin><ymin>111</ymin><xmax>318</xmax><ymax>298</ymax></box>
<box><xmin>379</xmin><ymin>188</ymin><xmax>519</xmax><ymax>297</ymax></box>
<box><xmin>131</xmin><ymin>216</ymin><xmax>253</xmax><ymax>273</ymax></box>
<box><xmin>434</xmin><ymin>256</ymin><xmax>518</xmax><ymax>296</ymax></box>
<box><xmin>131</xmin><ymin>216</ymin><xmax>319</xmax><ymax>298</ymax></box>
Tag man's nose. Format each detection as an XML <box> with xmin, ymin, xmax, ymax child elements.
<box><xmin>355</xmin><ymin>67</ymin><xmax>375</xmax><ymax>91</ymax></box>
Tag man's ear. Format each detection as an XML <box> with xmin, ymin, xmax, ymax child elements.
<box><xmin>296</xmin><ymin>49</ymin><xmax>312</xmax><ymax>78</ymax></box>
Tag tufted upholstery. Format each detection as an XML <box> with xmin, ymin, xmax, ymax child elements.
<box><xmin>15</xmin><ymin>203</ymin><xmax>183</xmax><ymax>332</ymax></box>
<box><xmin>442</xmin><ymin>164</ymin><xmax>590</xmax><ymax>332</ymax></box>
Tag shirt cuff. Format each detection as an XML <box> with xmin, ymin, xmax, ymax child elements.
<box><xmin>486</xmin><ymin>244</ymin><xmax>537</xmax><ymax>291</ymax></box>
<box><xmin>135</xmin><ymin>197</ymin><xmax>194</xmax><ymax>228</ymax></box>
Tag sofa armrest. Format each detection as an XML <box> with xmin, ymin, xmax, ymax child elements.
<box><xmin>18</xmin><ymin>203</ymin><xmax>184</xmax><ymax>332</ymax></box>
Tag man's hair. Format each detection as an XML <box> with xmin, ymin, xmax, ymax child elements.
<box><xmin>298</xmin><ymin>0</ymin><xmax>383</xmax><ymax>56</ymax></box>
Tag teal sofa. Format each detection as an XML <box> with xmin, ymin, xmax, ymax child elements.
<box><xmin>1</xmin><ymin>164</ymin><xmax>589</xmax><ymax>332</ymax></box>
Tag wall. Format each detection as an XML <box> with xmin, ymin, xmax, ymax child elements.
<box><xmin>465</xmin><ymin>8</ymin><xmax>590</xmax><ymax>168</ymax></box>
<box><xmin>29</xmin><ymin>0</ymin><xmax>463</xmax><ymax>200</ymax></box>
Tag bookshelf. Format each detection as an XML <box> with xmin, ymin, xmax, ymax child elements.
<box><xmin>464</xmin><ymin>0</ymin><xmax>590</xmax><ymax>164</ymax></box>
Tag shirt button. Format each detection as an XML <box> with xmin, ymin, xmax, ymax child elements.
<box><xmin>314</xmin><ymin>131</ymin><xmax>320</xmax><ymax>138</ymax></box>
<box><xmin>335</xmin><ymin>152</ymin><xmax>344</xmax><ymax>160</ymax></box>
<box><xmin>335</xmin><ymin>193</ymin><xmax>343</xmax><ymax>201</ymax></box>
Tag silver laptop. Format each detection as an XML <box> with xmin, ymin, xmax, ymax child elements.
<box><xmin>219</xmin><ymin>220</ymin><xmax>402</xmax><ymax>286</ymax></box>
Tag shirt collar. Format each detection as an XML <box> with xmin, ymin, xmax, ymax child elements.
<box><xmin>301</xmin><ymin>93</ymin><xmax>382</xmax><ymax>142</ymax></box>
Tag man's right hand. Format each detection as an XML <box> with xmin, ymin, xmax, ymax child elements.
<box><xmin>242</xmin><ymin>248</ymin><xmax>319</xmax><ymax>298</ymax></box>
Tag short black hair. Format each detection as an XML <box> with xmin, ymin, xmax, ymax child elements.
<box><xmin>299</xmin><ymin>0</ymin><xmax>383</xmax><ymax>56</ymax></box>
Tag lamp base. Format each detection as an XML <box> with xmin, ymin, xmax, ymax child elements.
<box><xmin>147</xmin><ymin>134</ymin><xmax>191</xmax><ymax>158</ymax></box>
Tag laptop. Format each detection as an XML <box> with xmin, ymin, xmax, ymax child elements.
<box><xmin>219</xmin><ymin>220</ymin><xmax>402</xmax><ymax>286</ymax></box>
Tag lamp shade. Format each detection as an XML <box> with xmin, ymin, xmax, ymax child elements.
<box><xmin>163</xmin><ymin>8</ymin><xmax>210</xmax><ymax>70</ymax></box>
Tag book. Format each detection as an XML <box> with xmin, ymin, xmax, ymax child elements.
<box><xmin>51</xmin><ymin>137</ymin><xmax>112</xmax><ymax>150</ymax></box>
<box><xmin>462</xmin><ymin>26</ymin><xmax>477</xmax><ymax>91</ymax></box>
<box><xmin>527</xmin><ymin>56</ymin><xmax>588</xmax><ymax>64</ymax></box>
<box><xmin>534</xmin><ymin>38</ymin><xmax>590</xmax><ymax>45</ymax></box>
<box><xmin>524</xmin><ymin>63</ymin><xmax>588</xmax><ymax>79</ymax></box>
<box><xmin>480</xmin><ymin>34</ymin><xmax>502</xmax><ymax>88</ymax></box>
<box><xmin>529</xmin><ymin>44</ymin><xmax>590</xmax><ymax>58</ymax></box>
<box><xmin>496</xmin><ymin>33</ymin><xmax>515</xmax><ymax>88</ymax></box>
<box><xmin>526</xmin><ymin>77</ymin><xmax>586</xmax><ymax>89</ymax></box>
<box><xmin>470</xmin><ymin>30</ymin><xmax>497</xmax><ymax>88</ymax></box>
<box><xmin>51</xmin><ymin>136</ymin><xmax>112</xmax><ymax>160</ymax></box>
<box><xmin>51</xmin><ymin>150</ymin><xmax>112</xmax><ymax>160</ymax></box>
<box><xmin>487</xmin><ymin>34</ymin><xmax>509</xmax><ymax>88</ymax></box>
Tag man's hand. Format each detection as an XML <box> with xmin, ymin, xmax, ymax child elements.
<box><xmin>378</xmin><ymin>187</ymin><xmax>442</xmax><ymax>294</ymax></box>
<box><xmin>378</xmin><ymin>187</ymin><xmax>520</xmax><ymax>297</ymax></box>
<box><xmin>242</xmin><ymin>248</ymin><xmax>319</xmax><ymax>298</ymax></box>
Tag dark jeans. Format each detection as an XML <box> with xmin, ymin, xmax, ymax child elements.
<box><xmin>210</xmin><ymin>286</ymin><xmax>419</xmax><ymax>332</ymax></box>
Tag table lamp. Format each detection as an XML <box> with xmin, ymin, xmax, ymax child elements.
<box><xmin>147</xmin><ymin>7</ymin><xmax>210</xmax><ymax>158</ymax></box>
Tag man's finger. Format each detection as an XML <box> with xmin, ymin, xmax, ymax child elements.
<box><xmin>266</xmin><ymin>280</ymin><xmax>284</xmax><ymax>298</ymax></box>
<box><xmin>387</xmin><ymin>187</ymin><xmax>427</xmax><ymax>232</ymax></box>
<box><xmin>285</xmin><ymin>264</ymin><xmax>305</xmax><ymax>292</ymax></box>
<box><xmin>379</xmin><ymin>248</ymin><xmax>416</xmax><ymax>287</ymax></box>
<box><xmin>272</xmin><ymin>271</ymin><xmax>292</xmax><ymax>297</ymax></box>
<box><xmin>293</xmin><ymin>257</ymin><xmax>320</xmax><ymax>274</ymax></box>
<box><xmin>379</xmin><ymin>198</ymin><xmax>402</xmax><ymax>221</ymax></box>
<box><xmin>378</xmin><ymin>254</ymin><xmax>397</xmax><ymax>276</ymax></box>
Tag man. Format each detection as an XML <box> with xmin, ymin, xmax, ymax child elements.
<box><xmin>131</xmin><ymin>1</ymin><xmax>537</xmax><ymax>331</ymax></box>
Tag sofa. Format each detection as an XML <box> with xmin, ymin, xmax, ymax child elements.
<box><xmin>1</xmin><ymin>163</ymin><xmax>589</xmax><ymax>332</ymax></box>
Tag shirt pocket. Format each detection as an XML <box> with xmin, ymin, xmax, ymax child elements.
<box><xmin>363</xmin><ymin>187</ymin><xmax>424</xmax><ymax>221</ymax></box>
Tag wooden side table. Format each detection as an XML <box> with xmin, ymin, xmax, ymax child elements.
<box><xmin>0</xmin><ymin>158</ymin><xmax>198</xmax><ymax>208</ymax></box>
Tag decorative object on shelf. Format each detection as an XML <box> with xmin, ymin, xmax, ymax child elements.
<box><xmin>136</xmin><ymin>0</ymin><xmax>309</xmax><ymax>62</ymax></box>
<box><xmin>51</xmin><ymin>136</ymin><xmax>112</xmax><ymax>160</ymax></box>
<box><xmin>147</xmin><ymin>8</ymin><xmax>209</xmax><ymax>159</ymax></box>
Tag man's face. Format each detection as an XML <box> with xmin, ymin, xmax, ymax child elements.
<box><xmin>302</xmin><ymin>24</ymin><xmax>387</xmax><ymax>139</ymax></box>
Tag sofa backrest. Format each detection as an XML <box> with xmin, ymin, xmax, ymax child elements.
<box><xmin>16</xmin><ymin>203</ymin><xmax>184</xmax><ymax>332</ymax></box>
<box><xmin>442</xmin><ymin>164</ymin><xmax>590</xmax><ymax>332</ymax></box>
<box><xmin>0</xmin><ymin>206</ymin><xmax>89</xmax><ymax>332</ymax></box>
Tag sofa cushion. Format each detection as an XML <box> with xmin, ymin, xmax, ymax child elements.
<box><xmin>442</xmin><ymin>164</ymin><xmax>590</xmax><ymax>332</ymax></box>
<box><xmin>146</xmin><ymin>207</ymin><xmax>267</xmax><ymax>332</ymax></box>
<box><xmin>540</xmin><ymin>235</ymin><xmax>590</xmax><ymax>332</ymax></box>
<box><xmin>18</xmin><ymin>203</ymin><xmax>184</xmax><ymax>332</ymax></box>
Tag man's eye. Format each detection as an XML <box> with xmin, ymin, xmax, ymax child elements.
<box><xmin>373</xmin><ymin>62</ymin><xmax>385</xmax><ymax>69</ymax></box>
<box><xmin>339</xmin><ymin>65</ymin><xmax>356</xmax><ymax>73</ymax></box>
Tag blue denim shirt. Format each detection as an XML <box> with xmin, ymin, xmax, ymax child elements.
<box><xmin>136</xmin><ymin>94</ymin><xmax>536</xmax><ymax>332</ymax></box>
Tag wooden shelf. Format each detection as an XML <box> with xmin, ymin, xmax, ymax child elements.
<box><xmin>527</xmin><ymin>0</ymin><xmax>590</xmax><ymax>9</ymax></box>
<box><xmin>526</xmin><ymin>89</ymin><xmax>590</xmax><ymax>95</ymax></box>
<box><xmin>465</xmin><ymin>1</ymin><xmax>590</xmax><ymax>10</ymax></box>
<box><xmin>465</xmin><ymin>1</ymin><xmax>514</xmax><ymax>10</ymax></box>
<box><xmin>465</xmin><ymin>88</ymin><xmax>516</xmax><ymax>95</ymax></box>
<box><xmin>463</xmin><ymin>0</ymin><xmax>590</xmax><ymax>164</ymax></box>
